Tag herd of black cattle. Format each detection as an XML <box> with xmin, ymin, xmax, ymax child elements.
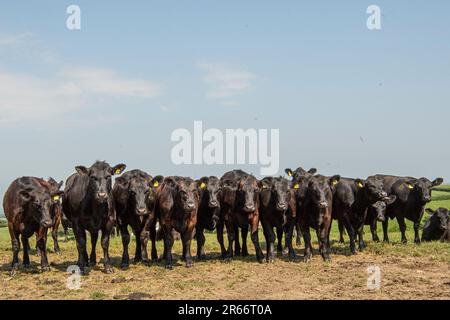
<box><xmin>3</xmin><ymin>161</ymin><xmax>449</xmax><ymax>276</ymax></box>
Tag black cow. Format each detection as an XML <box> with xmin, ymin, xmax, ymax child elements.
<box><xmin>220</xmin><ymin>170</ymin><xmax>264</xmax><ymax>263</ymax></box>
<box><xmin>285</xmin><ymin>167</ymin><xmax>317</xmax><ymax>246</ymax></box>
<box><xmin>259</xmin><ymin>177</ymin><xmax>297</xmax><ymax>262</ymax></box>
<box><xmin>62</xmin><ymin>161</ymin><xmax>126</xmax><ymax>274</ymax></box>
<box><xmin>3</xmin><ymin>177</ymin><xmax>63</xmax><ymax>275</ymax></box>
<box><xmin>364</xmin><ymin>196</ymin><xmax>397</xmax><ymax>242</ymax></box>
<box><xmin>300</xmin><ymin>174</ymin><xmax>340</xmax><ymax>262</ymax></box>
<box><xmin>422</xmin><ymin>208</ymin><xmax>449</xmax><ymax>242</ymax></box>
<box><xmin>46</xmin><ymin>178</ymin><xmax>64</xmax><ymax>254</ymax></box>
<box><xmin>196</xmin><ymin>176</ymin><xmax>223</xmax><ymax>260</ymax></box>
<box><xmin>113</xmin><ymin>170</ymin><xmax>163</xmax><ymax>268</ymax></box>
<box><xmin>332</xmin><ymin>177</ymin><xmax>391</xmax><ymax>253</ymax></box>
<box><xmin>157</xmin><ymin>177</ymin><xmax>200</xmax><ymax>269</ymax></box>
<box><xmin>369</xmin><ymin>175</ymin><xmax>443</xmax><ymax>244</ymax></box>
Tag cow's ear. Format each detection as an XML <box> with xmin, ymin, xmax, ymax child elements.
<box><xmin>308</xmin><ymin>168</ymin><xmax>317</xmax><ymax>175</ymax></box>
<box><xmin>57</xmin><ymin>180</ymin><xmax>64</xmax><ymax>190</ymax></box>
<box><xmin>355</xmin><ymin>179</ymin><xmax>365</xmax><ymax>189</ymax></box>
<box><xmin>259</xmin><ymin>179</ymin><xmax>270</xmax><ymax>190</ymax></box>
<box><xmin>198</xmin><ymin>176</ymin><xmax>209</xmax><ymax>189</ymax></box>
<box><xmin>19</xmin><ymin>190</ymin><xmax>32</xmax><ymax>202</ymax></box>
<box><xmin>75</xmin><ymin>166</ymin><xmax>89</xmax><ymax>175</ymax></box>
<box><xmin>112</xmin><ymin>164</ymin><xmax>126</xmax><ymax>175</ymax></box>
<box><xmin>51</xmin><ymin>191</ymin><xmax>64</xmax><ymax>202</ymax></box>
<box><xmin>432</xmin><ymin>178</ymin><xmax>444</xmax><ymax>187</ymax></box>
<box><xmin>385</xmin><ymin>195</ymin><xmax>397</xmax><ymax>205</ymax></box>
<box><xmin>405</xmin><ymin>181</ymin><xmax>415</xmax><ymax>190</ymax></box>
<box><xmin>425</xmin><ymin>208</ymin><xmax>434</xmax><ymax>215</ymax></box>
<box><xmin>285</xmin><ymin>168</ymin><xmax>293</xmax><ymax>177</ymax></box>
<box><xmin>329</xmin><ymin>175</ymin><xmax>341</xmax><ymax>186</ymax></box>
<box><xmin>150</xmin><ymin>176</ymin><xmax>164</xmax><ymax>188</ymax></box>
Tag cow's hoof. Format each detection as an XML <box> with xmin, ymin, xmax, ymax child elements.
<box><xmin>257</xmin><ymin>257</ymin><xmax>266</xmax><ymax>264</ymax></box>
<box><xmin>105</xmin><ymin>266</ymin><xmax>114</xmax><ymax>274</ymax></box>
<box><xmin>134</xmin><ymin>258</ymin><xmax>142</xmax><ymax>264</ymax></box>
<box><xmin>41</xmin><ymin>266</ymin><xmax>51</xmax><ymax>272</ymax></box>
<box><xmin>120</xmin><ymin>263</ymin><xmax>129</xmax><ymax>270</ymax></box>
<box><xmin>165</xmin><ymin>264</ymin><xmax>173</xmax><ymax>270</ymax></box>
<box><xmin>197</xmin><ymin>255</ymin><xmax>207</xmax><ymax>261</ymax></box>
<box><xmin>54</xmin><ymin>249</ymin><xmax>61</xmax><ymax>255</ymax></box>
<box><xmin>242</xmin><ymin>251</ymin><xmax>249</xmax><ymax>257</ymax></box>
<box><xmin>186</xmin><ymin>261</ymin><xmax>193</xmax><ymax>268</ymax></box>
<box><xmin>23</xmin><ymin>262</ymin><xmax>30</xmax><ymax>269</ymax></box>
<box><xmin>142</xmin><ymin>260</ymin><xmax>150</xmax><ymax>266</ymax></box>
<box><xmin>303</xmin><ymin>256</ymin><xmax>311</xmax><ymax>263</ymax></box>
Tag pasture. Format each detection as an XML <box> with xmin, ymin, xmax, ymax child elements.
<box><xmin>0</xmin><ymin>187</ymin><xmax>449</xmax><ymax>300</ymax></box>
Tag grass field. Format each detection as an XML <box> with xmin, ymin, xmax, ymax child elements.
<box><xmin>0</xmin><ymin>188</ymin><xmax>449</xmax><ymax>300</ymax></box>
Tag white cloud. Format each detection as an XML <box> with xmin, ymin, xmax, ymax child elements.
<box><xmin>0</xmin><ymin>68</ymin><xmax>162</xmax><ymax>125</ymax></box>
<box><xmin>198</xmin><ymin>63</ymin><xmax>256</xmax><ymax>99</ymax></box>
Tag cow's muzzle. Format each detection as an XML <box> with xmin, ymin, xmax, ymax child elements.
<box><xmin>318</xmin><ymin>201</ymin><xmax>328</xmax><ymax>209</ymax></box>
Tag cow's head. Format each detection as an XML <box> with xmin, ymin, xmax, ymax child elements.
<box><xmin>404</xmin><ymin>177</ymin><xmax>443</xmax><ymax>203</ymax></box>
<box><xmin>425</xmin><ymin>208</ymin><xmax>449</xmax><ymax>231</ymax></box>
<box><xmin>355</xmin><ymin>177</ymin><xmax>388</xmax><ymax>202</ymax></box>
<box><xmin>238</xmin><ymin>175</ymin><xmax>259</xmax><ymax>213</ymax></box>
<box><xmin>285</xmin><ymin>167</ymin><xmax>317</xmax><ymax>181</ymax></box>
<box><xmin>175</xmin><ymin>178</ymin><xmax>200</xmax><ymax>213</ymax></box>
<box><xmin>260</xmin><ymin>177</ymin><xmax>290</xmax><ymax>212</ymax></box>
<box><xmin>307</xmin><ymin>175</ymin><xmax>340</xmax><ymax>209</ymax></box>
<box><xmin>370</xmin><ymin>195</ymin><xmax>397</xmax><ymax>222</ymax></box>
<box><xmin>198</xmin><ymin>176</ymin><xmax>221</xmax><ymax>228</ymax></box>
<box><xmin>20</xmin><ymin>187</ymin><xmax>63</xmax><ymax>228</ymax></box>
<box><xmin>47</xmin><ymin>177</ymin><xmax>64</xmax><ymax>204</ymax></box>
<box><xmin>76</xmin><ymin>161</ymin><xmax>126</xmax><ymax>203</ymax></box>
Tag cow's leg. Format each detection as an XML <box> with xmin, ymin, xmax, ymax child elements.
<box><xmin>216</xmin><ymin>220</ymin><xmax>227</xmax><ymax>258</ymax></box>
<box><xmin>149</xmin><ymin>221</ymin><xmax>158</xmax><ymax>261</ymax></box>
<box><xmin>134</xmin><ymin>227</ymin><xmax>142</xmax><ymax>263</ymax></box>
<box><xmin>357</xmin><ymin>223</ymin><xmax>366</xmax><ymax>251</ymax></box>
<box><xmin>301</xmin><ymin>226</ymin><xmax>313</xmax><ymax>263</ymax></box>
<box><xmin>241</xmin><ymin>225</ymin><xmax>249</xmax><ymax>257</ymax></box>
<box><xmin>285</xmin><ymin>222</ymin><xmax>296</xmax><ymax>261</ymax></box>
<box><xmin>140</xmin><ymin>217</ymin><xmax>153</xmax><ymax>265</ymax></box>
<box><xmin>276</xmin><ymin>226</ymin><xmax>283</xmax><ymax>255</ymax></box>
<box><xmin>9</xmin><ymin>224</ymin><xmax>20</xmax><ymax>276</ymax></box>
<box><xmin>250</xmin><ymin>215</ymin><xmax>264</xmax><ymax>263</ymax></box>
<box><xmin>224</xmin><ymin>220</ymin><xmax>235</xmax><ymax>260</ymax></box>
<box><xmin>262</xmin><ymin>221</ymin><xmax>274</xmax><ymax>263</ymax></box>
<box><xmin>413</xmin><ymin>220</ymin><xmax>421</xmax><ymax>244</ymax></box>
<box><xmin>396</xmin><ymin>217</ymin><xmax>407</xmax><ymax>244</ymax></box>
<box><xmin>63</xmin><ymin>226</ymin><xmax>69</xmax><ymax>242</ymax></box>
<box><xmin>37</xmin><ymin>231</ymin><xmax>50</xmax><ymax>272</ymax></box>
<box><xmin>119</xmin><ymin>223</ymin><xmax>130</xmax><ymax>269</ymax></box>
<box><xmin>89</xmin><ymin>231</ymin><xmax>98</xmax><ymax>267</ymax></box>
<box><xmin>21</xmin><ymin>235</ymin><xmax>30</xmax><ymax>268</ymax></box>
<box><xmin>72</xmin><ymin>221</ymin><xmax>87</xmax><ymax>274</ymax></box>
<box><xmin>317</xmin><ymin>225</ymin><xmax>331</xmax><ymax>262</ymax></box>
<box><xmin>163</xmin><ymin>226</ymin><xmax>175</xmax><ymax>269</ymax></box>
<box><xmin>342</xmin><ymin>215</ymin><xmax>356</xmax><ymax>254</ymax></box>
<box><xmin>295</xmin><ymin>223</ymin><xmax>302</xmax><ymax>246</ymax></box>
<box><xmin>52</xmin><ymin>214</ymin><xmax>61</xmax><ymax>254</ymax></box>
<box><xmin>196</xmin><ymin>226</ymin><xmax>207</xmax><ymax>261</ymax></box>
<box><xmin>338</xmin><ymin>219</ymin><xmax>345</xmax><ymax>243</ymax></box>
<box><xmin>182</xmin><ymin>227</ymin><xmax>195</xmax><ymax>268</ymax></box>
<box><xmin>371</xmin><ymin>220</ymin><xmax>380</xmax><ymax>242</ymax></box>
<box><xmin>234</xmin><ymin>225</ymin><xmax>241</xmax><ymax>256</ymax></box>
<box><xmin>101</xmin><ymin>224</ymin><xmax>114</xmax><ymax>274</ymax></box>
<box><xmin>382</xmin><ymin>219</ymin><xmax>389</xmax><ymax>243</ymax></box>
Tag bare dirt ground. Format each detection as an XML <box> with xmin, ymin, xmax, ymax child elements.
<box><xmin>0</xmin><ymin>230</ymin><xmax>449</xmax><ymax>300</ymax></box>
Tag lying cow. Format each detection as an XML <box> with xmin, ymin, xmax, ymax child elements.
<box><xmin>422</xmin><ymin>208</ymin><xmax>449</xmax><ymax>242</ymax></box>
<box><xmin>259</xmin><ymin>177</ymin><xmax>297</xmax><ymax>262</ymax></box>
<box><xmin>370</xmin><ymin>175</ymin><xmax>443</xmax><ymax>244</ymax></box>
<box><xmin>3</xmin><ymin>177</ymin><xmax>63</xmax><ymax>275</ymax></box>
<box><xmin>300</xmin><ymin>174</ymin><xmax>340</xmax><ymax>262</ymax></box>
<box><xmin>220</xmin><ymin>170</ymin><xmax>265</xmax><ymax>263</ymax></box>
<box><xmin>62</xmin><ymin>161</ymin><xmax>126</xmax><ymax>274</ymax></box>
<box><xmin>332</xmin><ymin>177</ymin><xmax>392</xmax><ymax>253</ymax></box>
<box><xmin>113</xmin><ymin>170</ymin><xmax>163</xmax><ymax>268</ymax></box>
<box><xmin>157</xmin><ymin>176</ymin><xmax>200</xmax><ymax>269</ymax></box>
<box><xmin>196</xmin><ymin>176</ymin><xmax>223</xmax><ymax>260</ymax></box>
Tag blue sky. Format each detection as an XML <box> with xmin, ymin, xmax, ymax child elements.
<box><xmin>1</xmin><ymin>1</ymin><xmax>449</xmax><ymax>212</ymax></box>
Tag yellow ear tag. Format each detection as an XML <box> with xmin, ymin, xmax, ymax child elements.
<box><xmin>332</xmin><ymin>180</ymin><xmax>338</xmax><ymax>186</ymax></box>
<box><xmin>53</xmin><ymin>195</ymin><xmax>60</xmax><ymax>201</ymax></box>
<box><xmin>115</xmin><ymin>169</ymin><xmax>121</xmax><ymax>175</ymax></box>
<box><xmin>153</xmin><ymin>181</ymin><xmax>159</xmax><ymax>188</ymax></box>
<box><xmin>200</xmin><ymin>182</ymin><xmax>206</xmax><ymax>189</ymax></box>
<box><xmin>358</xmin><ymin>182</ymin><xmax>364</xmax><ymax>188</ymax></box>
<box><xmin>287</xmin><ymin>171</ymin><xmax>292</xmax><ymax>177</ymax></box>
<box><xmin>407</xmin><ymin>184</ymin><xmax>414</xmax><ymax>190</ymax></box>
<box><xmin>294</xmin><ymin>183</ymin><xmax>300</xmax><ymax>189</ymax></box>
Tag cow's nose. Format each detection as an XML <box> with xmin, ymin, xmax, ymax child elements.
<box><xmin>137</xmin><ymin>208</ymin><xmax>147</xmax><ymax>215</ymax></box>
<box><xmin>245</xmin><ymin>204</ymin><xmax>255</xmax><ymax>212</ymax></box>
<box><xmin>187</xmin><ymin>202</ymin><xmax>196</xmax><ymax>209</ymax></box>
<box><xmin>424</xmin><ymin>196</ymin><xmax>432</xmax><ymax>202</ymax></box>
<box><xmin>41</xmin><ymin>220</ymin><xmax>53</xmax><ymax>228</ymax></box>
<box><xmin>380</xmin><ymin>191</ymin><xmax>388</xmax><ymax>198</ymax></box>
<box><xmin>377</xmin><ymin>214</ymin><xmax>386</xmax><ymax>222</ymax></box>
<box><xmin>319</xmin><ymin>201</ymin><xmax>328</xmax><ymax>208</ymax></box>
<box><xmin>97</xmin><ymin>192</ymin><xmax>107</xmax><ymax>198</ymax></box>
<box><xmin>209</xmin><ymin>200</ymin><xmax>218</xmax><ymax>208</ymax></box>
<box><xmin>277</xmin><ymin>203</ymin><xmax>288</xmax><ymax>211</ymax></box>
